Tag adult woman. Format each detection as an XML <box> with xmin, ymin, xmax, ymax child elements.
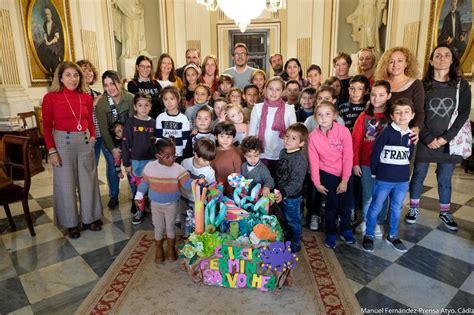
<box><xmin>283</xmin><ymin>58</ymin><xmax>308</xmax><ymax>88</ymax></box>
<box><xmin>155</xmin><ymin>53</ymin><xmax>183</xmax><ymax>89</ymax></box>
<box><xmin>406</xmin><ymin>44</ymin><xmax>471</xmax><ymax>231</ymax></box>
<box><xmin>42</xmin><ymin>61</ymin><xmax>103</xmax><ymax>238</ymax></box>
<box><xmin>77</xmin><ymin>59</ymin><xmax>102</xmax><ymax>163</ymax></box>
<box><xmin>38</xmin><ymin>7</ymin><xmax>63</xmax><ymax>73</ymax></box>
<box><xmin>356</xmin><ymin>48</ymin><xmax>377</xmax><ymax>86</ymax></box>
<box><xmin>375</xmin><ymin>47</ymin><xmax>424</xmax><ymax>138</ymax></box>
<box><xmin>95</xmin><ymin>70</ymin><xmax>135</xmax><ymax>209</ymax></box>
<box><xmin>332</xmin><ymin>52</ymin><xmax>352</xmax><ymax>104</ymax></box>
<box><xmin>200</xmin><ymin>54</ymin><xmax>219</xmax><ymax>95</ymax></box>
<box><xmin>128</xmin><ymin>55</ymin><xmax>162</xmax><ymax>118</ymax></box>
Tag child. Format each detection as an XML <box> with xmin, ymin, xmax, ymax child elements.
<box><xmin>155</xmin><ymin>86</ymin><xmax>190</xmax><ymax>163</ymax></box>
<box><xmin>183</xmin><ymin>106</ymin><xmax>215</xmax><ymax>159</ymax></box>
<box><xmin>338</xmin><ymin>75</ymin><xmax>370</xmax><ymax>132</ymax></box>
<box><xmin>185</xmin><ymin>84</ymin><xmax>212</xmax><ymax>127</ymax></box>
<box><xmin>249</xmin><ymin>76</ymin><xmax>297</xmax><ymax>176</ymax></box>
<box><xmin>307</xmin><ymin>64</ymin><xmax>322</xmax><ymax>90</ymax></box>
<box><xmin>274</xmin><ymin>123</ymin><xmax>309</xmax><ymax>253</ymax></box>
<box><xmin>352</xmin><ymin>80</ymin><xmax>391</xmax><ymax>236</ymax></box>
<box><xmin>362</xmin><ymin>98</ymin><xmax>415</xmax><ymax>253</ymax></box>
<box><xmin>182</xmin><ymin>138</ymin><xmax>216</xmax><ymax>184</ymax></box>
<box><xmin>211</xmin><ymin>97</ymin><xmax>227</xmax><ymax>129</ymax></box>
<box><xmin>240</xmin><ymin>136</ymin><xmax>274</xmax><ymax>196</ymax></box>
<box><xmin>323</xmin><ymin>76</ymin><xmax>342</xmax><ymax>109</ymax></box>
<box><xmin>296</xmin><ymin>87</ymin><xmax>316</xmax><ymax>123</ymax></box>
<box><xmin>182</xmin><ymin>64</ymin><xmax>201</xmax><ymax>108</ymax></box>
<box><xmin>214</xmin><ymin>74</ymin><xmax>233</xmax><ymax>99</ymax></box>
<box><xmin>304</xmin><ymin>86</ymin><xmax>345</xmax><ymax>132</ymax></box>
<box><xmin>285</xmin><ymin>80</ymin><xmax>301</xmax><ymax>109</ymax></box>
<box><xmin>135</xmin><ymin>138</ymin><xmax>193</xmax><ymax>262</ymax></box>
<box><xmin>225</xmin><ymin>104</ymin><xmax>249</xmax><ymax>145</ymax></box>
<box><xmin>122</xmin><ymin>92</ymin><xmax>156</xmax><ymax>224</ymax></box>
<box><xmin>251</xmin><ymin>69</ymin><xmax>267</xmax><ymax>100</ymax></box>
<box><xmin>211</xmin><ymin>121</ymin><xmax>243</xmax><ymax>196</ymax></box>
<box><xmin>110</xmin><ymin>122</ymin><xmax>125</xmax><ymax>179</ymax></box>
<box><xmin>228</xmin><ymin>87</ymin><xmax>243</xmax><ymax>106</ymax></box>
<box><xmin>308</xmin><ymin>101</ymin><xmax>355</xmax><ymax>249</ymax></box>
<box><xmin>242</xmin><ymin>84</ymin><xmax>259</xmax><ymax>116</ymax></box>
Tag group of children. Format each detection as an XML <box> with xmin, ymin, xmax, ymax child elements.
<box><xmin>117</xmin><ymin>72</ymin><xmax>417</xmax><ymax>262</ymax></box>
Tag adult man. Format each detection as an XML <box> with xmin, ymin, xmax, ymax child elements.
<box><xmin>223</xmin><ymin>43</ymin><xmax>256</xmax><ymax>90</ymax></box>
<box><xmin>176</xmin><ymin>48</ymin><xmax>201</xmax><ymax>79</ymax></box>
<box><xmin>438</xmin><ymin>0</ymin><xmax>465</xmax><ymax>56</ymax></box>
<box><xmin>269</xmin><ymin>53</ymin><xmax>287</xmax><ymax>79</ymax></box>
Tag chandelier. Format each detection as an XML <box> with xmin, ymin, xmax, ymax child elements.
<box><xmin>197</xmin><ymin>0</ymin><xmax>286</xmax><ymax>32</ymax></box>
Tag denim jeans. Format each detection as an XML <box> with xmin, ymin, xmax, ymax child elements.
<box><xmin>366</xmin><ymin>180</ymin><xmax>409</xmax><ymax>238</ymax></box>
<box><xmin>281</xmin><ymin>195</ymin><xmax>303</xmax><ymax>251</ymax></box>
<box><xmin>101</xmin><ymin>145</ymin><xmax>120</xmax><ymax>199</ymax></box>
<box><xmin>129</xmin><ymin>159</ymin><xmax>153</xmax><ymax>195</ymax></box>
<box><xmin>320</xmin><ymin>170</ymin><xmax>354</xmax><ymax>235</ymax></box>
<box><xmin>361</xmin><ymin>166</ymin><xmax>388</xmax><ymax>224</ymax></box>
<box><xmin>410</xmin><ymin>162</ymin><xmax>456</xmax><ymax>205</ymax></box>
<box><xmin>94</xmin><ymin>137</ymin><xmax>103</xmax><ymax>165</ymax></box>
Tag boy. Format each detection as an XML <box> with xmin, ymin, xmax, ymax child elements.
<box><xmin>215</xmin><ymin>74</ymin><xmax>233</xmax><ymax>99</ymax></box>
<box><xmin>304</xmin><ymin>86</ymin><xmax>345</xmax><ymax>133</ymax></box>
<box><xmin>362</xmin><ymin>98</ymin><xmax>415</xmax><ymax>253</ymax></box>
<box><xmin>182</xmin><ymin>138</ymin><xmax>216</xmax><ymax>184</ymax></box>
<box><xmin>228</xmin><ymin>87</ymin><xmax>243</xmax><ymax>106</ymax></box>
<box><xmin>183</xmin><ymin>107</ymin><xmax>215</xmax><ymax>159</ymax></box>
<box><xmin>274</xmin><ymin>123</ymin><xmax>309</xmax><ymax>252</ymax></box>
<box><xmin>242</xmin><ymin>84</ymin><xmax>259</xmax><ymax>118</ymax></box>
<box><xmin>240</xmin><ymin>136</ymin><xmax>274</xmax><ymax>196</ymax></box>
<box><xmin>285</xmin><ymin>80</ymin><xmax>301</xmax><ymax>110</ymax></box>
<box><xmin>296</xmin><ymin>87</ymin><xmax>316</xmax><ymax>123</ymax></box>
<box><xmin>211</xmin><ymin>97</ymin><xmax>227</xmax><ymax>129</ymax></box>
<box><xmin>338</xmin><ymin>75</ymin><xmax>370</xmax><ymax>132</ymax></box>
<box><xmin>185</xmin><ymin>84</ymin><xmax>213</xmax><ymax>128</ymax></box>
<box><xmin>211</xmin><ymin>121</ymin><xmax>243</xmax><ymax>196</ymax></box>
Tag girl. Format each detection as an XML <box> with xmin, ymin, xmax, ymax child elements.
<box><xmin>182</xmin><ymin>64</ymin><xmax>201</xmax><ymax>108</ymax></box>
<box><xmin>307</xmin><ymin>64</ymin><xmax>322</xmax><ymax>90</ymax></box>
<box><xmin>135</xmin><ymin>138</ymin><xmax>193</xmax><ymax>263</ymax></box>
<box><xmin>127</xmin><ymin>55</ymin><xmax>162</xmax><ymax>118</ymax></box>
<box><xmin>251</xmin><ymin>69</ymin><xmax>267</xmax><ymax>101</ymax></box>
<box><xmin>228</xmin><ymin>87</ymin><xmax>243</xmax><ymax>105</ymax></box>
<box><xmin>155</xmin><ymin>53</ymin><xmax>183</xmax><ymax>89</ymax></box>
<box><xmin>185</xmin><ymin>84</ymin><xmax>212</xmax><ymax>127</ymax></box>
<box><xmin>122</xmin><ymin>92</ymin><xmax>156</xmax><ymax>224</ymax></box>
<box><xmin>304</xmin><ymin>85</ymin><xmax>345</xmax><ymax>132</ymax></box>
<box><xmin>155</xmin><ymin>86</ymin><xmax>190</xmax><ymax>163</ymax></box>
<box><xmin>225</xmin><ymin>103</ymin><xmax>249</xmax><ymax>145</ymax></box>
<box><xmin>352</xmin><ymin>80</ymin><xmax>392</xmax><ymax>237</ymax></box>
<box><xmin>308</xmin><ymin>101</ymin><xmax>355</xmax><ymax>249</ymax></box>
<box><xmin>249</xmin><ymin>76</ymin><xmax>297</xmax><ymax>176</ymax></box>
<box><xmin>324</xmin><ymin>76</ymin><xmax>343</xmax><ymax>110</ymax></box>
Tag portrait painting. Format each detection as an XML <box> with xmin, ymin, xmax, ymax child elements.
<box><xmin>21</xmin><ymin>0</ymin><xmax>74</xmax><ymax>85</ymax></box>
<box><xmin>435</xmin><ymin>0</ymin><xmax>473</xmax><ymax>64</ymax></box>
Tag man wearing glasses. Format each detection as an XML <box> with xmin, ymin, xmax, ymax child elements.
<box><xmin>223</xmin><ymin>43</ymin><xmax>257</xmax><ymax>90</ymax></box>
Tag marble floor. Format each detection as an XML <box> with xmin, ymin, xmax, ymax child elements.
<box><xmin>1</xmin><ymin>158</ymin><xmax>473</xmax><ymax>314</ymax></box>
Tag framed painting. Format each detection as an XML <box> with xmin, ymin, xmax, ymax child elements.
<box><xmin>20</xmin><ymin>0</ymin><xmax>75</xmax><ymax>85</ymax></box>
<box><xmin>426</xmin><ymin>0</ymin><xmax>473</xmax><ymax>77</ymax></box>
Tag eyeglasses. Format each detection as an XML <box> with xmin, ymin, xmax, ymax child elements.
<box><xmin>157</xmin><ymin>154</ymin><xmax>177</xmax><ymax>160</ymax></box>
<box><xmin>234</xmin><ymin>52</ymin><xmax>247</xmax><ymax>57</ymax></box>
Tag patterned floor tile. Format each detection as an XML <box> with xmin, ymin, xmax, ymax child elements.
<box><xmin>465</xmin><ymin>197</ymin><xmax>474</xmax><ymax>207</ymax></box>
<box><xmin>334</xmin><ymin>243</ymin><xmax>392</xmax><ymax>285</ymax></box>
<box><xmin>368</xmin><ymin>264</ymin><xmax>458</xmax><ymax>309</ymax></box>
<box><xmin>34</xmin><ymin>195</ymin><xmax>54</xmax><ymax>210</ymax></box>
<box><xmin>422</xmin><ymin>188</ymin><xmax>473</xmax><ymax>205</ymax></box>
<box><xmin>397</xmin><ymin>220</ymin><xmax>433</xmax><ymax>243</ymax></box>
<box><xmin>81</xmin><ymin>240</ymin><xmax>129</xmax><ymax>277</ymax></box>
<box><xmin>445</xmin><ymin>290</ymin><xmax>474</xmax><ymax>310</ymax></box>
<box><xmin>460</xmin><ymin>272</ymin><xmax>474</xmax><ymax>295</ymax></box>
<box><xmin>453</xmin><ymin>205</ymin><xmax>474</xmax><ymax>224</ymax></box>
<box><xmin>352</xmin><ymin>234</ymin><xmax>415</xmax><ymax>263</ymax></box>
<box><xmin>356</xmin><ymin>287</ymin><xmax>409</xmax><ymax>313</ymax></box>
<box><xmin>66</xmin><ymin>223</ymin><xmax>129</xmax><ymax>255</ymax></box>
<box><xmin>1</xmin><ymin>223</ymin><xmax>64</xmax><ymax>253</ymax></box>
<box><xmin>395</xmin><ymin>245</ymin><xmax>473</xmax><ymax>288</ymax></box>
<box><xmin>8</xmin><ymin>305</ymin><xmax>34</xmax><ymax>315</ymax></box>
<box><xmin>418</xmin><ymin>229</ymin><xmax>474</xmax><ymax>264</ymax></box>
<box><xmin>0</xmin><ymin>277</ymin><xmax>30</xmax><ymax>313</ymax></box>
<box><xmin>346</xmin><ymin>278</ymin><xmax>364</xmax><ymax>294</ymax></box>
<box><xmin>0</xmin><ymin>200</ymin><xmax>42</xmax><ymax>220</ymax></box>
<box><xmin>0</xmin><ymin>210</ymin><xmax>51</xmax><ymax>235</ymax></box>
<box><xmin>113</xmin><ymin>215</ymin><xmax>155</xmax><ymax>238</ymax></box>
<box><xmin>10</xmin><ymin>238</ymin><xmax>79</xmax><ymax>275</ymax></box>
<box><xmin>418</xmin><ymin>196</ymin><xmax>462</xmax><ymax>213</ymax></box>
<box><xmin>19</xmin><ymin>256</ymin><xmax>98</xmax><ymax>304</ymax></box>
<box><xmin>0</xmin><ymin>241</ymin><xmax>17</xmax><ymax>281</ymax></box>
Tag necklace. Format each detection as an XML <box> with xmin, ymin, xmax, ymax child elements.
<box><xmin>63</xmin><ymin>92</ymin><xmax>83</xmax><ymax>131</ymax></box>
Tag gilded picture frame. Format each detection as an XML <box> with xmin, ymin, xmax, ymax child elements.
<box><xmin>20</xmin><ymin>0</ymin><xmax>75</xmax><ymax>85</ymax></box>
<box><xmin>425</xmin><ymin>0</ymin><xmax>473</xmax><ymax>77</ymax></box>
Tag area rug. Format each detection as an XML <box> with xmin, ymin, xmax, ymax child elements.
<box><xmin>76</xmin><ymin>231</ymin><xmax>360</xmax><ymax>314</ymax></box>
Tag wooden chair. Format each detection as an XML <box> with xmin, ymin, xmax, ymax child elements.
<box><xmin>17</xmin><ymin>110</ymin><xmax>47</xmax><ymax>163</ymax></box>
<box><xmin>463</xmin><ymin>121</ymin><xmax>474</xmax><ymax>173</ymax></box>
<box><xmin>0</xmin><ymin>135</ymin><xmax>36</xmax><ymax>236</ymax></box>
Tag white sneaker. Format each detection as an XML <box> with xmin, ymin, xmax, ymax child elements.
<box><xmin>374</xmin><ymin>224</ymin><xmax>383</xmax><ymax>239</ymax></box>
<box><xmin>355</xmin><ymin>221</ymin><xmax>366</xmax><ymax>234</ymax></box>
<box><xmin>310</xmin><ymin>215</ymin><xmax>320</xmax><ymax>231</ymax></box>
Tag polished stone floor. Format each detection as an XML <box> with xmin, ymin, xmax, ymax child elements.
<box><xmin>1</xmin><ymin>159</ymin><xmax>473</xmax><ymax>314</ymax></box>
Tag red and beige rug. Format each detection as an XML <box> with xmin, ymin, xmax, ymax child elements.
<box><xmin>76</xmin><ymin>231</ymin><xmax>360</xmax><ymax>314</ymax></box>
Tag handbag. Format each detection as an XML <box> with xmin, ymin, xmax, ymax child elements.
<box><xmin>448</xmin><ymin>82</ymin><xmax>472</xmax><ymax>159</ymax></box>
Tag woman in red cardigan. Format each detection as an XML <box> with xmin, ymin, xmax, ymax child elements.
<box><xmin>42</xmin><ymin>61</ymin><xmax>103</xmax><ymax>239</ymax></box>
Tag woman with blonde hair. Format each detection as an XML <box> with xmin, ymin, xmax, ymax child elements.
<box><xmin>375</xmin><ymin>46</ymin><xmax>424</xmax><ymax>138</ymax></box>
<box><xmin>356</xmin><ymin>48</ymin><xmax>377</xmax><ymax>86</ymax></box>
<box><xmin>42</xmin><ymin>61</ymin><xmax>103</xmax><ymax>238</ymax></box>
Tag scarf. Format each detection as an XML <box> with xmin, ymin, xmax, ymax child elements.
<box><xmin>258</xmin><ymin>98</ymin><xmax>286</xmax><ymax>146</ymax></box>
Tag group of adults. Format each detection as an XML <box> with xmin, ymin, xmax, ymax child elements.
<box><xmin>41</xmin><ymin>41</ymin><xmax>470</xmax><ymax>238</ymax></box>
